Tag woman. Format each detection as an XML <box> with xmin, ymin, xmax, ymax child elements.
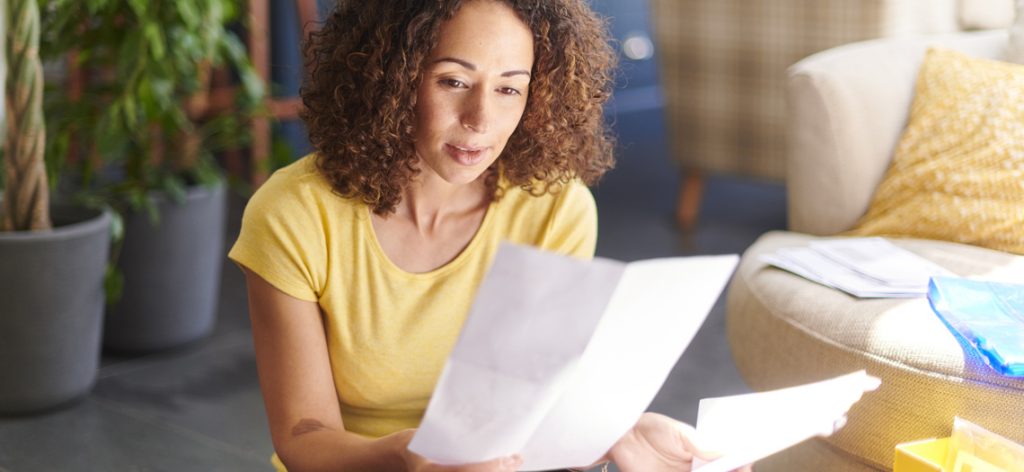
<box><xmin>230</xmin><ymin>1</ymin><xmax>746</xmax><ymax>470</ymax></box>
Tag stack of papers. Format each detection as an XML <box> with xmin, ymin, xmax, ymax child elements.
<box><xmin>760</xmin><ymin>237</ymin><xmax>954</xmax><ymax>298</ymax></box>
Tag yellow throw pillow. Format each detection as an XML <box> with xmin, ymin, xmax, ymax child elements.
<box><xmin>849</xmin><ymin>48</ymin><xmax>1024</xmax><ymax>254</ymax></box>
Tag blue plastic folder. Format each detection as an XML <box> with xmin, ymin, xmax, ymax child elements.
<box><xmin>927</xmin><ymin>276</ymin><xmax>1024</xmax><ymax>377</ymax></box>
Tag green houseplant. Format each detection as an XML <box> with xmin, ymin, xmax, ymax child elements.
<box><xmin>0</xmin><ymin>0</ymin><xmax>112</xmax><ymax>414</ymax></box>
<box><xmin>39</xmin><ymin>0</ymin><xmax>265</xmax><ymax>352</ymax></box>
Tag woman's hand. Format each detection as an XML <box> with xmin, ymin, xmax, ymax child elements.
<box><xmin>398</xmin><ymin>430</ymin><xmax>522</xmax><ymax>472</ymax></box>
<box><xmin>403</xmin><ymin>454</ymin><xmax>521</xmax><ymax>472</ymax></box>
<box><xmin>607</xmin><ymin>412</ymin><xmax>752</xmax><ymax>472</ymax></box>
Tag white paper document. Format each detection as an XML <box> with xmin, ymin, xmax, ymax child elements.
<box><xmin>408</xmin><ymin>243</ymin><xmax>740</xmax><ymax>471</ymax></box>
<box><xmin>760</xmin><ymin>237</ymin><xmax>954</xmax><ymax>298</ymax></box>
<box><xmin>693</xmin><ymin>371</ymin><xmax>881</xmax><ymax>472</ymax></box>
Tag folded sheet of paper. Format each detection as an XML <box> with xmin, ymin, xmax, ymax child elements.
<box><xmin>760</xmin><ymin>237</ymin><xmax>954</xmax><ymax>298</ymax></box>
<box><xmin>693</xmin><ymin>370</ymin><xmax>881</xmax><ymax>472</ymax></box>
<box><xmin>408</xmin><ymin>243</ymin><xmax>739</xmax><ymax>471</ymax></box>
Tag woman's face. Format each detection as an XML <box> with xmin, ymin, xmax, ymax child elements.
<box><xmin>413</xmin><ymin>0</ymin><xmax>534</xmax><ymax>187</ymax></box>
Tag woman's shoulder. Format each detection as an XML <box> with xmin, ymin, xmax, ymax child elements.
<box><xmin>499</xmin><ymin>178</ymin><xmax>595</xmax><ymax>214</ymax></box>
<box><xmin>231</xmin><ymin>155</ymin><xmax>337</xmax><ymax>301</ymax></box>
<box><xmin>496</xmin><ymin>179</ymin><xmax>598</xmax><ymax>257</ymax></box>
<box><xmin>251</xmin><ymin>154</ymin><xmax>359</xmax><ymax>211</ymax></box>
<box><xmin>493</xmin><ymin>178</ymin><xmax>596</xmax><ymax>231</ymax></box>
<box><xmin>256</xmin><ymin>154</ymin><xmax>329</xmax><ymax>197</ymax></box>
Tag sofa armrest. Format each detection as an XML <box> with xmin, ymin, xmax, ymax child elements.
<box><xmin>785</xmin><ymin>30</ymin><xmax>1007</xmax><ymax>235</ymax></box>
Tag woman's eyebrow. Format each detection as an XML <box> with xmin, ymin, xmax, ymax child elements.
<box><xmin>432</xmin><ymin>56</ymin><xmax>531</xmax><ymax>78</ymax></box>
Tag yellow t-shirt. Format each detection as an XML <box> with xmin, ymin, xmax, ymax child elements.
<box><xmin>228</xmin><ymin>156</ymin><xmax>597</xmax><ymax>438</ymax></box>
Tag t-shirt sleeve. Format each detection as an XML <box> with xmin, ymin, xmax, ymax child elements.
<box><xmin>540</xmin><ymin>181</ymin><xmax>598</xmax><ymax>260</ymax></box>
<box><xmin>227</xmin><ymin>171</ymin><xmax>327</xmax><ymax>302</ymax></box>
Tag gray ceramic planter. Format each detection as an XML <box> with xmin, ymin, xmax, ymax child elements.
<box><xmin>103</xmin><ymin>180</ymin><xmax>227</xmax><ymax>352</ymax></box>
<box><xmin>0</xmin><ymin>204</ymin><xmax>111</xmax><ymax>414</ymax></box>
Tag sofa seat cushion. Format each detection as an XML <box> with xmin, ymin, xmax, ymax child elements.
<box><xmin>726</xmin><ymin>231</ymin><xmax>1024</xmax><ymax>469</ymax></box>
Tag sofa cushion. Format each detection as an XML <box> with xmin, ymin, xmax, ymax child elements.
<box><xmin>849</xmin><ymin>48</ymin><xmax>1024</xmax><ymax>254</ymax></box>
<box><xmin>726</xmin><ymin>231</ymin><xmax>1024</xmax><ymax>469</ymax></box>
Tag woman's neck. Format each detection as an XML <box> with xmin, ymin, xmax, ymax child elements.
<box><xmin>396</xmin><ymin>171</ymin><xmax>488</xmax><ymax>235</ymax></box>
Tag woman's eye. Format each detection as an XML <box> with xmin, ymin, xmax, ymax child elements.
<box><xmin>440</xmin><ymin>78</ymin><xmax>467</xmax><ymax>89</ymax></box>
<box><xmin>498</xmin><ymin>87</ymin><xmax>522</xmax><ymax>96</ymax></box>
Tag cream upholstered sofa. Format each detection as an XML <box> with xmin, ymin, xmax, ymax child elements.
<box><xmin>725</xmin><ymin>31</ymin><xmax>1024</xmax><ymax>471</ymax></box>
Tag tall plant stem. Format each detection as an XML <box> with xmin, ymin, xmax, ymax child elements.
<box><xmin>3</xmin><ymin>0</ymin><xmax>50</xmax><ymax>231</ymax></box>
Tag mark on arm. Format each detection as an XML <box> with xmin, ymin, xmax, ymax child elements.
<box><xmin>291</xmin><ymin>418</ymin><xmax>331</xmax><ymax>437</ymax></box>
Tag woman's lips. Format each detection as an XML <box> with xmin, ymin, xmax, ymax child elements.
<box><xmin>445</xmin><ymin>143</ymin><xmax>489</xmax><ymax>166</ymax></box>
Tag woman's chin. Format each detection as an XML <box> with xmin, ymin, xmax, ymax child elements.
<box><xmin>440</xmin><ymin>168</ymin><xmax>489</xmax><ymax>187</ymax></box>
<box><xmin>416</xmin><ymin>152</ymin><xmax>496</xmax><ymax>188</ymax></box>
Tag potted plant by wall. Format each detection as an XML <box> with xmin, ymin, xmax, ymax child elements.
<box><xmin>0</xmin><ymin>0</ymin><xmax>112</xmax><ymax>414</ymax></box>
<box><xmin>39</xmin><ymin>0</ymin><xmax>265</xmax><ymax>352</ymax></box>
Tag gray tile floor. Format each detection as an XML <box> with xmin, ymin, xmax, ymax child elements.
<box><xmin>0</xmin><ymin>108</ymin><xmax>786</xmax><ymax>471</ymax></box>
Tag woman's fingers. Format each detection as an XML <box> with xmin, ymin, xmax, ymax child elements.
<box><xmin>636</xmin><ymin>412</ymin><xmax>720</xmax><ymax>463</ymax></box>
<box><xmin>661</xmin><ymin>414</ymin><xmax>720</xmax><ymax>462</ymax></box>
<box><xmin>439</xmin><ymin>454</ymin><xmax>522</xmax><ymax>472</ymax></box>
<box><xmin>640</xmin><ymin>412</ymin><xmax>757</xmax><ymax>471</ymax></box>
<box><xmin>478</xmin><ymin>455</ymin><xmax>522</xmax><ymax>472</ymax></box>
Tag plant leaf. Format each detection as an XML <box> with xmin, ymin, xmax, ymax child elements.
<box><xmin>108</xmin><ymin>208</ymin><xmax>124</xmax><ymax>243</ymax></box>
<box><xmin>143</xmin><ymin>22</ymin><xmax>165</xmax><ymax>61</ymax></box>
<box><xmin>104</xmin><ymin>264</ymin><xmax>125</xmax><ymax>305</ymax></box>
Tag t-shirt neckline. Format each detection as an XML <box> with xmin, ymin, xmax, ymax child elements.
<box><xmin>362</xmin><ymin>199</ymin><xmax>497</xmax><ymax>280</ymax></box>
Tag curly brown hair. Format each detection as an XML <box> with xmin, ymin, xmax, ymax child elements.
<box><xmin>301</xmin><ymin>0</ymin><xmax>617</xmax><ymax>214</ymax></box>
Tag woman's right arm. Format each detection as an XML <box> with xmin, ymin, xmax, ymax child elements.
<box><xmin>243</xmin><ymin>268</ymin><xmax>520</xmax><ymax>472</ymax></box>
<box><xmin>244</xmin><ymin>267</ymin><xmax>409</xmax><ymax>471</ymax></box>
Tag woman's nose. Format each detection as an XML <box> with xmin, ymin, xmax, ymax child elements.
<box><xmin>460</xmin><ymin>89</ymin><xmax>491</xmax><ymax>133</ymax></box>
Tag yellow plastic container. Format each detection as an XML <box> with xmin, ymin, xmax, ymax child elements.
<box><xmin>894</xmin><ymin>437</ymin><xmax>949</xmax><ymax>472</ymax></box>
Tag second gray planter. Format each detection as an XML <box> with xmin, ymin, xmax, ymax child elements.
<box><xmin>103</xmin><ymin>181</ymin><xmax>227</xmax><ymax>352</ymax></box>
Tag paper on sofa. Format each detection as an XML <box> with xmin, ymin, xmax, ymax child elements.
<box><xmin>760</xmin><ymin>237</ymin><xmax>953</xmax><ymax>298</ymax></box>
